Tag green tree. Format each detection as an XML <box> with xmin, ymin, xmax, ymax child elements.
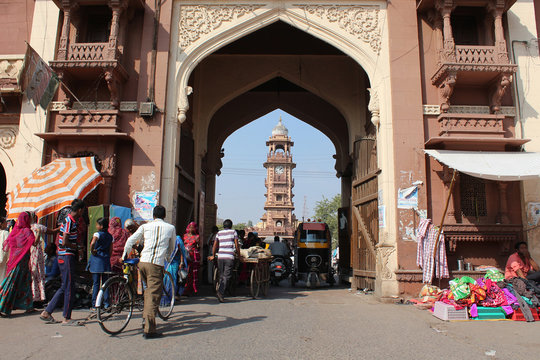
<box><xmin>313</xmin><ymin>194</ymin><xmax>341</xmax><ymax>249</ymax></box>
<box><xmin>233</xmin><ymin>223</ymin><xmax>247</xmax><ymax>231</ymax></box>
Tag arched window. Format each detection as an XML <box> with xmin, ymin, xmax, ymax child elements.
<box><xmin>276</xmin><ymin>220</ymin><xmax>283</xmax><ymax>227</ymax></box>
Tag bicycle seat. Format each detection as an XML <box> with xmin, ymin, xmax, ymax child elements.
<box><xmin>123</xmin><ymin>258</ymin><xmax>140</xmax><ymax>265</ymax></box>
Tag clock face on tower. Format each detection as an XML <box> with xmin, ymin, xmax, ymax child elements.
<box><xmin>275</xmin><ymin>165</ymin><xmax>284</xmax><ymax>174</ymax></box>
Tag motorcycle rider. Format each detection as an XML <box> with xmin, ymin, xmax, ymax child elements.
<box><xmin>269</xmin><ymin>236</ymin><xmax>291</xmax><ymax>272</ymax></box>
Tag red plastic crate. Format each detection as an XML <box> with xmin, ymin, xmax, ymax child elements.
<box><xmin>511</xmin><ymin>308</ymin><xmax>540</xmax><ymax>321</ymax></box>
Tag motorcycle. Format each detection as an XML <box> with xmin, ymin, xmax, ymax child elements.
<box><xmin>270</xmin><ymin>256</ymin><xmax>289</xmax><ymax>286</ymax></box>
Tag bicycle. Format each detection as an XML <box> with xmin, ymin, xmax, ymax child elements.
<box><xmin>95</xmin><ymin>258</ymin><xmax>175</xmax><ymax>335</ymax></box>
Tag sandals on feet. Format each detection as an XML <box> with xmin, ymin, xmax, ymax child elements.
<box><xmin>39</xmin><ymin>315</ymin><xmax>57</xmax><ymax>324</ymax></box>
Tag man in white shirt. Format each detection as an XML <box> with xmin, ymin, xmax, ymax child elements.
<box><xmin>122</xmin><ymin>205</ymin><xmax>176</xmax><ymax>339</ymax></box>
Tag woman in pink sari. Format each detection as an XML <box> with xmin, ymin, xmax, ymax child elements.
<box><xmin>0</xmin><ymin>212</ymin><xmax>35</xmax><ymax>316</ymax></box>
<box><xmin>183</xmin><ymin>222</ymin><xmax>200</xmax><ymax>296</ymax></box>
<box><xmin>109</xmin><ymin>217</ymin><xmax>130</xmax><ymax>273</ymax></box>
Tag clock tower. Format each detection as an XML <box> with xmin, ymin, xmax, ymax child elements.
<box><xmin>260</xmin><ymin>118</ymin><xmax>296</xmax><ymax>241</ymax></box>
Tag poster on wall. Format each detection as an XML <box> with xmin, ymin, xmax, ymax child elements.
<box><xmin>397</xmin><ymin>186</ymin><xmax>418</xmax><ymax>209</ymax></box>
<box><xmin>378</xmin><ymin>205</ymin><xmax>386</xmax><ymax>228</ymax></box>
<box><xmin>132</xmin><ymin>191</ymin><xmax>159</xmax><ymax>221</ymax></box>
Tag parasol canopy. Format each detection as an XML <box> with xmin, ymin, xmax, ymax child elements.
<box><xmin>6</xmin><ymin>157</ymin><xmax>103</xmax><ymax>219</ymax></box>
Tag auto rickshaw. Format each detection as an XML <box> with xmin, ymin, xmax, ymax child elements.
<box><xmin>290</xmin><ymin>221</ymin><xmax>335</xmax><ymax>288</ymax></box>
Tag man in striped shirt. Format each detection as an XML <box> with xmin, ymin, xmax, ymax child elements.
<box><xmin>41</xmin><ymin>199</ymin><xmax>85</xmax><ymax>325</ymax></box>
<box><xmin>209</xmin><ymin>219</ymin><xmax>240</xmax><ymax>303</ymax></box>
<box><xmin>122</xmin><ymin>205</ymin><xmax>176</xmax><ymax>339</ymax></box>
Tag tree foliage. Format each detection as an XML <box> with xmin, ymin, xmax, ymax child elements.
<box><xmin>313</xmin><ymin>194</ymin><xmax>341</xmax><ymax>246</ymax></box>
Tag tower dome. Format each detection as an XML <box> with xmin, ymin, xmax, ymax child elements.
<box><xmin>272</xmin><ymin>117</ymin><xmax>288</xmax><ymax>137</ymax></box>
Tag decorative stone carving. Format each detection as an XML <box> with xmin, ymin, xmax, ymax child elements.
<box><xmin>177</xmin><ymin>86</ymin><xmax>193</xmax><ymax>123</ymax></box>
<box><xmin>101</xmin><ymin>153</ymin><xmax>117</xmax><ymax>177</ymax></box>
<box><xmin>377</xmin><ymin>245</ymin><xmax>395</xmax><ymax>280</ymax></box>
<box><xmin>423</xmin><ymin>105</ymin><xmax>516</xmax><ymax>116</ymax></box>
<box><xmin>443</xmin><ymin>224</ymin><xmax>521</xmax><ymax>254</ymax></box>
<box><xmin>299</xmin><ymin>5</ymin><xmax>382</xmax><ymax>54</ymax></box>
<box><xmin>367</xmin><ymin>88</ymin><xmax>380</xmax><ymax>127</ymax></box>
<box><xmin>57</xmin><ymin>110</ymin><xmax>119</xmax><ymax>132</ymax></box>
<box><xmin>490</xmin><ymin>73</ymin><xmax>512</xmax><ymax>113</ymax></box>
<box><xmin>438</xmin><ymin>70</ymin><xmax>456</xmax><ymax>112</ymax></box>
<box><xmin>438</xmin><ymin>113</ymin><xmax>505</xmax><ymax>137</ymax></box>
<box><xmin>50</xmin><ymin>101</ymin><xmax>138</xmax><ymax>112</ymax></box>
<box><xmin>0</xmin><ymin>56</ymin><xmax>24</xmax><ymax>92</ymax></box>
<box><xmin>0</xmin><ymin>127</ymin><xmax>17</xmax><ymax>149</ymax></box>
<box><xmin>0</xmin><ymin>57</ymin><xmax>24</xmax><ymax>79</ymax></box>
<box><xmin>178</xmin><ymin>5</ymin><xmax>263</xmax><ymax>49</ymax></box>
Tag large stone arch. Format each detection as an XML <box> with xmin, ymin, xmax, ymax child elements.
<box><xmin>204</xmin><ymin>87</ymin><xmax>350</xmax><ymax>179</ymax></box>
<box><xmin>162</xmin><ymin>1</ymin><xmax>399</xmax><ymax>297</ymax></box>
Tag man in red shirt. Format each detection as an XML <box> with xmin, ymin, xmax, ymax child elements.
<box><xmin>505</xmin><ymin>241</ymin><xmax>540</xmax><ymax>281</ymax></box>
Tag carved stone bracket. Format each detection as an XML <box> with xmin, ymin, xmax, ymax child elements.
<box><xmin>105</xmin><ymin>68</ymin><xmax>121</xmax><ymax>109</ymax></box>
<box><xmin>0</xmin><ymin>126</ymin><xmax>17</xmax><ymax>149</ymax></box>
<box><xmin>178</xmin><ymin>5</ymin><xmax>263</xmax><ymax>49</ymax></box>
<box><xmin>299</xmin><ymin>5</ymin><xmax>382</xmax><ymax>54</ymax></box>
<box><xmin>177</xmin><ymin>86</ymin><xmax>193</xmax><ymax>123</ymax></box>
<box><xmin>438</xmin><ymin>70</ymin><xmax>456</xmax><ymax>112</ymax></box>
<box><xmin>367</xmin><ymin>88</ymin><xmax>380</xmax><ymax>127</ymax></box>
<box><xmin>101</xmin><ymin>153</ymin><xmax>117</xmax><ymax>177</ymax></box>
<box><xmin>490</xmin><ymin>72</ymin><xmax>512</xmax><ymax>113</ymax></box>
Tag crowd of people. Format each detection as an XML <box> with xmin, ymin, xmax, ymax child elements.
<box><xmin>0</xmin><ymin>198</ymin><xmax>293</xmax><ymax>338</ymax></box>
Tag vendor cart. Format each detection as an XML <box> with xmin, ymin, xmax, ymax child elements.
<box><xmin>212</xmin><ymin>256</ymin><xmax>271</xmax><ymax>299</ymax></box>
<box><xmin>242</xmin><ymin>257</ymin><xmax>271</xmax><ymax>298</ymax></box>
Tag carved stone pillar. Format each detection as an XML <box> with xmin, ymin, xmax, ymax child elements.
<box><xmin>108</xmin><ymin>3</ymin><xmax>125</xmax><ymax>59</ymax></box>
<box><xmin>496</xmin><ymin>181</ymin><xmax>510</xmax><ymax>224</ymax></box>
<box><xmin>436</xmin><ymin>1</ymin><xmax>456</xmax><ymax>61</ymax></box>
<box><xmin>58</xmin><ymin>2</ymin><xmax>76</xmax><ymax>60</ymax></box>
<box><xmin>489</xmin><ymin>1</ymin><xmax>509</xmax><ymax>63</ymax></box>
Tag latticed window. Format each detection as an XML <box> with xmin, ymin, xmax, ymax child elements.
<box><xmin>460</xmin><ymin>174</ymin><xmax>487</xmax><ymax>218</ymax></box>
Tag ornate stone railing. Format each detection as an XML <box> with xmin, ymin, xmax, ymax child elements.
<box><xmin>68</xmin><ymin>43</ymin><xmax>107</xmax><ymax>61</ymax></box>
<box><xmin>455</xmin><ymin>45</ymin><xmax>496</xmax><ymax>64</ymax></box>
<box><xmin>438</xmin><ymin>113</ymin><xmax>506</xmax><ymax>137</ymax></box>
<box><xmin>56</xmin><ymin>110</ymin><xmax>120</xmax><ymax>133</ymax></box>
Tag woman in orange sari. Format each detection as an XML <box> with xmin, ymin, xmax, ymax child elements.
<box><xmin>183</xmin><ymin>222</ymin><xmax>200</xmax><ymax>296</ymax></box>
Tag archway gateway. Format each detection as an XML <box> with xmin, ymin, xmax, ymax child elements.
<box><xmin>162</xmin><ymin>2</ymin><xmax>400</xmax><ymax>298</ymax></box>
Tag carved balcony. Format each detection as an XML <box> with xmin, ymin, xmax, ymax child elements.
<box><xmin>432</xmin><ymin>45</ymin><xmax>517</xmax><ymax>86</ymax></box>
<box><xmin>425</xmin><ymin>112</ymin><xmax>528</xmax><ymax>148</ymax></box>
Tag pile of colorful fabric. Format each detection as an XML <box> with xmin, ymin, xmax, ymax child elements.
<box><xmin>433</xmin><ymin>269</ymin><xmax>540</xmax><ymax>321</ymax></box>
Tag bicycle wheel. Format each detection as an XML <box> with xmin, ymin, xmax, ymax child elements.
<box><xmin>97</xmin><ymin>276</ymin><xmax>134</xmax><ymax>335</ymax></box>
<box><xmin>157</xmin><ymin>271</ymin><xmax>175</xmax><ymax>320</ymax></box>
<box><xmin>250</xmin><ymin>267</ymin><xmax>260</xmax><ymax>298</ymax></box>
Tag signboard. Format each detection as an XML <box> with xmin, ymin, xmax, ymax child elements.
<box><xmin>132</xmin><ymin>191</ymin><xmax>159</xmax><ymax>221</ymax></box>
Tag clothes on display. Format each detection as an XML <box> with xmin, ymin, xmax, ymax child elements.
<box><xmin>416</xmin><ymin>218</ymin><xmax>449</xmax><ymax>284</ymax></box>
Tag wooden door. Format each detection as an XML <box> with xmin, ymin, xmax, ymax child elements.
<box><xmin>351</xmin><ymin>138</ymin><xmax>379</xmax><ymax>290</ymax></box>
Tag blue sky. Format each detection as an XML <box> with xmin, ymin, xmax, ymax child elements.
<box><xmin>216</xmin><ymin>109</ymin><xmax>340</xmax><ymax>224</ymax></box>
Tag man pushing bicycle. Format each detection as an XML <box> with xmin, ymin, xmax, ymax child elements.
<box><xmin>122</xmin><ymin>205</ymin><xmax>176</xmax><ymax>339</ymax></box>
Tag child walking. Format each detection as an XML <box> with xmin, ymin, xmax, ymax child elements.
<box><xmin>88</xmin><ymin>217</ymin><xmax>112</xmax><ymax>310</ymax></box>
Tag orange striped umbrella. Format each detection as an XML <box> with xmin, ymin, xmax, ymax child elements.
<box><xmin>6</xmin><ymin>157</ymin><xmax>103</xmax><ymax>219</ymax></box>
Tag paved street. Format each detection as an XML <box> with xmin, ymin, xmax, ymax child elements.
<box><xmin>1</xmin><ymin>283</ymin><xmax>540</xmax><ymax>360</ymax></box>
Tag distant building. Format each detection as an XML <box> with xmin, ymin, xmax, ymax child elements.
<box><xmin>257</xmin><ymin>118</ymin><xmax>297</xmax><ymax>242</ymax></box>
